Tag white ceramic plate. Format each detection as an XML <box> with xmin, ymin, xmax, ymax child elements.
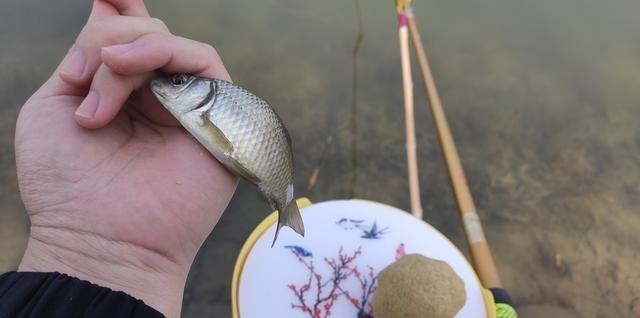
<box><xmin>238</xmin><ymin>199</ymin><xmax>487</xmax><ymax>317</ymax></box>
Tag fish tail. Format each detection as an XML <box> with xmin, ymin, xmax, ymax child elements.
<box><xmin>271</xmin><ymin>200</ymin><xmax>305</xmax><ymax>247</ymax></box>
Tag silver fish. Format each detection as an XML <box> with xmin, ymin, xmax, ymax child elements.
<box><xmin>150</xmin><ymin>74</ymin><xmax>304</xmax><ymax>246</ymax></box>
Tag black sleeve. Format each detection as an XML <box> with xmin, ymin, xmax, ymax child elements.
<box><xmin>0</xmin><ymin>272</ymin><xmax>165</xmax><ymax>318</ymax></box>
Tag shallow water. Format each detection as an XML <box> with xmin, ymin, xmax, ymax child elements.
<box><xmin>1</xmin><ymin>0</ymin><xmax>640</xmax><ymax>317</ymax></box>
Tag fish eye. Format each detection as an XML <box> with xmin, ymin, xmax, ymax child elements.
<box><xmin>171</xmin><ymin>74</ymin><xmax>189</xmax><ymax>86</ymax></box>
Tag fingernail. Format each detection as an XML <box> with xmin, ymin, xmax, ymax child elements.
<box><xmin>75</xmin><ymin>91</ymin><xmax>99</xmax><ymax>119</ymax></box>
<box><xmin>60</xmin><ymin>47</ymin><xmax>86</xmax><ymax>78</ymax></box>
<box><xmin>103</xmin><ymin>43</ymin><xmax>134</xmax><ymax>55</ymax></box>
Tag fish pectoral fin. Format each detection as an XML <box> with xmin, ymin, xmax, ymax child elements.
<box><xmin>227</xmin><ymin>158</ymin><xmax>261</xmax><ymax>184</ymax></box>
<box><xmin>200</xmin><ymin>116</ymin><xmax>234</xmax><ymax>154</ymax></box>
<box><xmin>198</xmin><ymin>118</ymin><xmax>260</xmax><ymax>184</ymax></box>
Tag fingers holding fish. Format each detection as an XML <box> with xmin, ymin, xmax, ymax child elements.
<box><xmin>50</xmin><ymin>3</ymin><xmax>232</xmax><ymax>130</ymax></box>
<box><xmin>74</xmin><ymin>63</ymin><xmax>180</xmax><ymax>128</ymax></box>
<box><xmin>101</xmin><ymin>33</ymin><xmax>231</xmax><ymax>81</ymax></box>
<box><xmin>58</xmin><ymin>16</ymin><xmax>169</xmax><ymax>90</ymax></box>
<box><xmin>38</xmin><ymin>0</ymin><xmax>154</xmax><ymax>99</ymax></box>
<box><xmin>74</xmin><ymin>64</ymin><xmax>139</xmax><ymax>128</ymax></box>
<box><xmin>77</xmin><ymin>33</ymin><xmax>230</xmax><ymax>128</ymax></box>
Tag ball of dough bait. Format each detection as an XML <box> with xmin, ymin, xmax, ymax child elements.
<box><xmin>372</xmin><ymin>254</ymin><xmax>466</xmax><ymax>318</ymax></box>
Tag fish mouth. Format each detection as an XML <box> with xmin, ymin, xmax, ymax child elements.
<box><xmin>150</xmin><ymin>80</ymin><xmax>168</xmax><ymax>101</ymax></box>
<box><xmin>153</xmin><ymin>91</ymin><xmax>168</xmax><ymax>101</ymax></box>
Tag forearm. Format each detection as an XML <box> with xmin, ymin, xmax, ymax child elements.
<box><xmin>19</xmin><ymin>226</ymin><xmax>189</xmax><ymax>318</ymax></box>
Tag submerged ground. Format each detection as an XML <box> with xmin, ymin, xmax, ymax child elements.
<box><xmin>1</xmin><ymin>0</ymin><xmax>639</xmax><ymax>317</ymax></box>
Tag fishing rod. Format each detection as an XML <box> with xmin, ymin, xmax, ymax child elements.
<box><xmin>396</xmin><ymin>0</ymin><xmax>517</xmax><ymax>316</ymax></box>
<box><xmin>394</xmin><ymin>0</ymin><xmax>424</xmax><ymax>219</ymax></box>
<box><xmin>304</xmin><ymin>136</ymin><xmax>333</xmax><ymax>197</ymax></box>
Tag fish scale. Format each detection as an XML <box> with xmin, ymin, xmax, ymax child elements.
<box><xmin>209</xmin><ymin>80</ymin><xmax>292</xmax><ymax>202</ymax></box>
<box><xmin>151</xmin><ymin>75</ymin><xmax>305</xmax><ymax>245</ymax></box>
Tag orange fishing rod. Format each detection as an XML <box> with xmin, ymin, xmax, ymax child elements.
<box><xmin>395</xmin><ymin>0</ymin><xmax>517</xmax><ymax>316</ymax></box>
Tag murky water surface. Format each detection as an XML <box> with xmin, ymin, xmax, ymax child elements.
<box><xmin>1</xmin><ymin>0</ymin><xmax>639</xmax><ymax>317</ymax></box>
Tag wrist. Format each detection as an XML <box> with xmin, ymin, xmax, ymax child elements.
<box><xmin>19</xmin><ymin>225</ymin><xmax>189</xmax><ymax>318</ymax></box>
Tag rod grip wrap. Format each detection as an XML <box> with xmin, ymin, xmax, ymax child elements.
<box><xmin>397</xmin><ymin>12</ymin><xmax>407</xmax><ymax>27</ymax></box>
<box><xmin>490</xmin><ymin>288</ymin><xmax>517</xmax><ymax>318</ymax></box>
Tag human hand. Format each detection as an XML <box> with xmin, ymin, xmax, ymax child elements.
<box><xmin>15</xmin><ymin>1</ymin><xmax>236</xmax><ymax>317</ymax></box>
